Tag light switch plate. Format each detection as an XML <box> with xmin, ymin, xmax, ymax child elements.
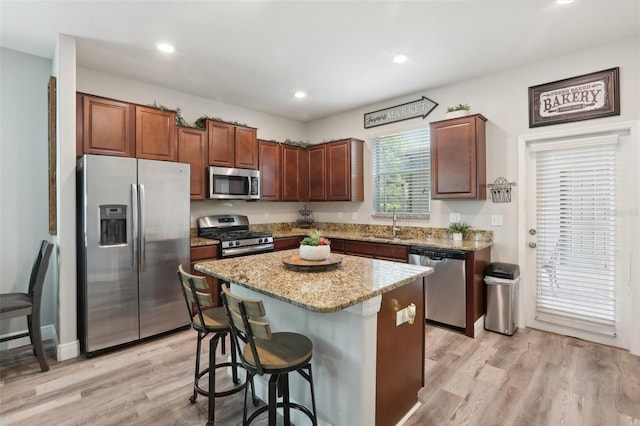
<box><xmin>491</xmin><ymin>215</ymin><xmax>503</xmax><ymax>226</ymax></box>
<box><xmin>352</xmin><ymin>212</ymin><xmax>357</xmax><ymax>220</ymax></box>
<box><xmin>337</xmin><ymin>212</ymin><xmax>342</xmax><ymax>219</ymax></box>
<box><xmin>450</xmin><ymin>212</ymin><xmax>461</xmax><ymax>223</ymax></box>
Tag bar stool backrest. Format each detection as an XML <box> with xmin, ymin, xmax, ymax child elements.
<box><xmin>177</xmin><ymin>265</ymin><xmax>214</xmax><ymax>330</ymax></box>
<box><xmin>221</xmin><ymin>286</ymin><xmax>272</xmax><ymax>376</ymax></box>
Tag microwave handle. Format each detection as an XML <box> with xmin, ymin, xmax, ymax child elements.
<box><xmin>247</xmin><ymin>176</ymin><xmax>251</xmax><ymax>197</ymax></box>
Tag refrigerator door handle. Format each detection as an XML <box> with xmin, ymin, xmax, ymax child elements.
<box><xmin>139</xmin><ymin>184</ymin><xmax>146</xmax><ymax>272</ymax></box>
<box><xmin>132</xmin><ymin>183</ymin><xmax>139</xmax><ymax>272</ymax></box>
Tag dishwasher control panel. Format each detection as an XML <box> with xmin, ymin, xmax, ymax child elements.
<box><xmin>408</xmin><ymin>246</ymin><xmax>466</xmax><ymax>260</ymax></box>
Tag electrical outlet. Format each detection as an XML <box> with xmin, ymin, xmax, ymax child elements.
<box><xmin>396</xmin><ymin>308</ymin><xmax>408</xmax><ymax>326</ymax></box>
<box><xmin>491</xmin><ymin>215</ymin><xmax>503</xmax><ymax>226</ymax></box>
<box><xmin>337</xmin><ymin>212</ymin><xmax>342</xmax><ymax>219</ymax></box>
<box><xmin>450</xmin><ymin>213</ymin><xmax>461</xmax><ymax>223</ymax></box>
<box><xmin>352</xmin><ymin>212</ymin><xmax>358</xmax><ymax>220</ymax></box>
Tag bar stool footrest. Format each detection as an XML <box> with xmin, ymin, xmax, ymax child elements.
<box><xmin>194</xmin><ymin>361</ymin><xmax>247</xmax><ymax>399</ymax></box>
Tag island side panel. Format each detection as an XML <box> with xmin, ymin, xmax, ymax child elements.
<box><xmin>231</xmin><ymin>284</ymin><xmax>381</xmax><ymax>426</ymax></box>
<box><xmin>465</xmin><ymin>246</ymin><xmax>491</xmax><ymax>337</ymax></box>
<box><xmin>376</xmin><ymin>277</ymin><xmax>426</xmax><ymax>426</ymax></box>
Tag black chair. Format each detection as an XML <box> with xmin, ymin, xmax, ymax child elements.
<box><xmin>0</xmin><ymin>240</ymin><xmax>54</xmax><ymax>372</ymax></box>
<box><xmin>176</xmin><ymin>265</ymin><xmax>249</xmax><ymax>426</ymax></box>
<box><xmin>221</xmin><ymin>286</ymin><xmax>318</xmax><ymax>425</ymax></box>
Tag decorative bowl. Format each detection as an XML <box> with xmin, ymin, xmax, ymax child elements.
<box><xmin>299</xmin><ymin>245</ymin><xmax>331</xmax><ymax>261</ymax></box>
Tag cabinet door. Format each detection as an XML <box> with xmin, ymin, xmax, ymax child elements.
<box><xmin>282</xmin><ymin>145</ymin><xmax>306</xmax><ymax>201</ymax></box>
<box><xmin>135</xmin><ymin>106</ymin><xmax>177</xmax><ymax>161</ymax></box>
<box><xmin>235</xmin><ymin>126</ymin><xmax>258</xmax><ymax>169</ymax></box>
<box><xmin>430</xmin><ymin>114</ymin><xmax>486</xmax><ymax>199</ymax></box>
<box><xmin>258</xmin><ymin>140</ymin><xmax>281</xmax><ymax>200</ymax></box>
<box><xmin>273</xmin><ymin>236</ymin><xmax>303</xmax><ymax>251</ymax></box>
<box><xmin>308</xmin><ymin>144</ymin><xmax>327</xmax><ymax>201</ymax></box>
<box><xmin>178</xmin><ymin>127</ymin><xmax>208</xmax><ymax>200</ymax></box>
<box><xmin>82</xmin><ymin>94</ymin><xmax>134</xmax><ymax>157</ymax></box>
<box><xmin>208</xmin><ymin>121</ymin><xmax>235</xmax><ymax>167</ymax></box>
<box><xmin>327</xmin><ymin>140</ymin><xmax>351</xmax><ymax>200</ymax></box>
<box><xmin>190</xmin><ymin>245</ymin><xmax>220</xmax><ymax>308</ymax></box>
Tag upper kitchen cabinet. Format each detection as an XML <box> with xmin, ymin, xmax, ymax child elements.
<box><xmin>282</xmin><ymin>144</ymin><xmax>307</xmax><ymax>201</ymax></box>
<box><xmin>207</xmin><ymin>120</ymin><xmax>258</xmax><ymax>170</ymax></box>
<box><xmin>326</xmin><ymin>138</ymin><xmax>363</xmax><ymax>201</ymax></box>
<box><xmin>307</xmin><ymin>144</ymin><xmax>327</xmax><ymax>201</ymax></box>
<box><xmin>178</xmin><ymin>127</ymin><xmax>208</xmax><ymax>200</ymax></box>
<box><xmin>430</xmin><ymin>114</ymin><xmax>487</xmax><ymax>200</ymax></box>
<box><xmin>258</xmin><ymin>139</ymin><xmax>281</xmax><ymax>201</ymax></box>
<box><xmin>79</xmin><ymin>93</ymin><xmax>134</xmax><ymax>157</ymax></box>
<box><xmin>308</xmin><ymin>138</ymin><xmax>364</xmax><ymax>202</ymax></box>
<box><xmin>135</xmin><ymin>106</ymin><xmax>177</xmax><ymax>161</ymax></box>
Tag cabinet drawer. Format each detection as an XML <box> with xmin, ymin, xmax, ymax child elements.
<box><xmin>191</xmin><ymin>245</ymin><xmax>218</xmax><ymax>261</ymax></box>
<box><xmin>346</xmin><ymin>241</ymin><xmax>408</xmax><ymax>261</ymax></box>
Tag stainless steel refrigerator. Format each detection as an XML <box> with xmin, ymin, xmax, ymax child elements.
<box><xmin>77</xmin><ymin>154</ymin><xmax>191</xmax><ymax>354</ymax></box>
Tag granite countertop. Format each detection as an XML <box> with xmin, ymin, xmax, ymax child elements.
<box><xmin>194</xmin><ymin>249</ymin><xmax>433</xmax><ymax>313</ymax></box>
<box><xmin>191</xmin><ymin>228</ymin><xmax>493</xmax><ymax>251</ymax></box>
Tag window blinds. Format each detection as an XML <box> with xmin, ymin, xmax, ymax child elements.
<box><xmin>372</xmin><ymin>128</ymin><xmax>430</xmax><ymax>216</ymax></box>
<box><xmin>533</xmin><ymin>135</ymin><xmax>618</xmax><ymax>335</ymax></box>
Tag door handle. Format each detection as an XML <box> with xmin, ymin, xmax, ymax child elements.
<box><xmin>529</xmin><ymin>242</ymin><xmax>537</xmax><ymax>248</ymax></box>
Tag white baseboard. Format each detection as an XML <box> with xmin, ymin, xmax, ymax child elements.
<box><xmin>396</xmin><ymin>401</ymin><xmax>422</xmax><ymax>425</ymax></box>
<box><xmin>57</xmin><ymin>339</ymin><xmax>80</xmax><ymax>361</ymax></box>
<box><xmin>474</xmin><ymin>315</ymin><xmax>485</xmax><ymax>337</ymax></box>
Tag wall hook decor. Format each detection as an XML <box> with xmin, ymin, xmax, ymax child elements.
<box><xmin>487</xmin><ymin>177</ymin><xmax>516</xmax><ymax>203</ymax></box>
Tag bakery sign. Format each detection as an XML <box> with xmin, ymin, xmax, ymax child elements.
<box><xmin>364</xmin><ymin>96</ymin><xmax>437</xmax><ymax>129</ymax></box>
<box><xmin>528</xmin><ymin>67</ymin><xmax>620</xmax><ymax>128</ymax></box>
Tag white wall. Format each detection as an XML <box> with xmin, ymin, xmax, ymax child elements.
<box><xmin>0</xmin><ymin>48</ymin><xmax>55</xmax><ymax>337</ymax></box>
<box><xmin>307</xmin><ymin>36</ymin><xmax>640</xmax><ymax>264</ymax></box>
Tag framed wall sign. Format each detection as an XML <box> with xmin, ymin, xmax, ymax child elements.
<box><xmin>528</xmin><ymin>67</ymin><xmax>619</xmax><ymax>128</ymax></box>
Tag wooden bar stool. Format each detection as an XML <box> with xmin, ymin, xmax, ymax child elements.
<box><xmin>177</xmin><ymin>265</ymin><xmax>250</xmax><ymax>426</ymax></box>
<box><xmin>221</xmin><ymin>286</ymin><xmax>318</xmax><ymax>425</ymax></box>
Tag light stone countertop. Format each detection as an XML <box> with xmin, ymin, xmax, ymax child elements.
<box><xmin>194</xmin><ymin>249</ymin><xmax>433</xmax><ymax>313</ymax></box>
<box><xmin>191</xmin><ymin>229</ymin><xmax>493</xmax><ymax>251</ymax></box>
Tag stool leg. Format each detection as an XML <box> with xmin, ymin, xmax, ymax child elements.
<box><xmin>268</xmin><ymin>374</ymin><xmax>278</xmax><ymax>426</ymax></box>
<box><xmin>307</xmin><ymin>365</ymin><xmax>318</xmax><ymax>426</ymax></box>
<box><xmin>207</xmin><ymin>335</ymin><xmax>219</xmax><ymax>426</ymax></box>
<box><xmin>191</xmin><ymin>332</ymin><xmax>203</xmax><ymax>404</ymax></box>
<box><xmin>229</xmin><ymin>332</ymin><xmax>240</xmax><ymax>385</ymax></box>
<box><xmin>282</xmin><ymin>374</ymin><xmax>291</xmax><ymax>425</ymax></box>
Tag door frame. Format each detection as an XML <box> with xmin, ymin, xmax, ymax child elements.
<box><xmin>517</xmin><ymin>120</ymin><xmax>640</xmax><ymax>355</ymax></box>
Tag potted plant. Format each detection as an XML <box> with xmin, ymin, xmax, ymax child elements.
<box><xmin>448</xmin><ymin>221</ymin><xmax>471</xmax><ymax>241</ymax></box>
<box><xmin>445</xmin><ymin>103</ymin><xmax>471</xmax><ymax>119</ymax></box>
<box><xmin>299</xmin><ymin>230</ymin><xmax>331</xmax><ymax>260</ymax></box>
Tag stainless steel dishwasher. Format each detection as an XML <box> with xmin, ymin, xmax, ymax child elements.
<box><xmin>408</xmin><ymin>246</ymin><xmax>467</xmax><ymax>329</ymax></box>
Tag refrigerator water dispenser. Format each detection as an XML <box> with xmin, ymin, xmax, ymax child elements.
<box><xmin>99</xmin><ymin>205</ymin><xmax>127</xmax><ymax>246</ymax></box>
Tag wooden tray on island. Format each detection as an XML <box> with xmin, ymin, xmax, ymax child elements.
<box><xmin>282</xmin><ymin>253</ymin><xmax>343</xmax><ymax>272</ymax></box>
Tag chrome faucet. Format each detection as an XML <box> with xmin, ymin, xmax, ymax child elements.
<box><xmin>392</xmin><ymin>207</ymin><xmax>400</xmax><ymax>237</ymax></box>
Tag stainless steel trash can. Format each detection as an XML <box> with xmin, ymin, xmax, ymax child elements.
<box><xmin>484</xmin><ymin>262</ymin><xmax>520</xmax><ymax>335</ymax></box>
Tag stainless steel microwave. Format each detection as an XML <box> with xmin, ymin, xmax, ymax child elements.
<box><xmin>208</xmin><ymin>166</ymin><xmax>260</xmax><ymax>200</ymax></box>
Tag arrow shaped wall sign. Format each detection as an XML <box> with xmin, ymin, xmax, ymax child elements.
<box><xmin>364</xmin><ymin>96</ymin><xmax>438</xmax><ymax>129</ymax></box>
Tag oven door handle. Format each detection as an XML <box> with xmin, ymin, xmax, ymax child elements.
<box><xmin>222</xmin><ymin>243</ymin><xmax>274</xmax><ymax>257</ymax></box>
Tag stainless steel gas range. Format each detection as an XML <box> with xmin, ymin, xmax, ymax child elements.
<box><xmin>197</xmin><ymin>215</ymin><xmax>274</xmax><ymax>258</ymax></box>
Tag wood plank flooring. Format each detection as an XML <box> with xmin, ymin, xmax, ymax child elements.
<box><xmin>1</xmin><ymin>324</ymin><xmax>638</xmax><ymax>425</ymax></box>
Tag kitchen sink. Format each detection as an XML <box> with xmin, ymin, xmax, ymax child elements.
<box><xmin>359</xmin><ymin>234</ymin><xmax>412</xmax><ymax>241</ymax></box>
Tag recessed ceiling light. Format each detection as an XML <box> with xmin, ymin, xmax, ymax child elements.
<box><xmin>556</xmin><ymin>0</ymin><xmax>574</xmax><ymax>4</ymax></box>
<box><xmin>294</xmin><ymin>91</ymin><xmax>306</xmax><ymax>99</ymax></box>
<box><xmin>393</xmin><ymin>54</ymin><xmax>408</xmax><ymax>64</ymax></box>
<box><xmin>157</xmin><ymin>42</ymin><xmax>175</xmax><ymax>53</ymax></box>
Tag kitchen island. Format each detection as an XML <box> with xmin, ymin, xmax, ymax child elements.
<box><xmin>195</xmin><ymin>249</ymin><xmax>433</xmax><ymax>426</ymax></box>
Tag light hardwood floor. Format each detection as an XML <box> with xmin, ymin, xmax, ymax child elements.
<box><xmin>1</xmin><ymin>324</ymin><xmax>639</xmax><ymax>425</ymax></box>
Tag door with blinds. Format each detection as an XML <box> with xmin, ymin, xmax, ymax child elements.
<box><xmin>524</xmin><ymin>131</ymin><xmax>632</xmax><ymax>349</ymax></box>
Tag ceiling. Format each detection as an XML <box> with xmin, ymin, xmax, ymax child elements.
<box><xmin>1</xmin><ymin>1</ymin><xmax>639</xmax><ymax>122</ymax></box>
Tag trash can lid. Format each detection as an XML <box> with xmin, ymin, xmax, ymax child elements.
<box><xmin>485</xmin><ymin>262</ymin><xmax>520</xmax><ymax>279</ymax></box>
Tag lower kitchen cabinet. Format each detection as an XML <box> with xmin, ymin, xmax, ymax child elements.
<box><xmin>345</xmin><ymin>240</ymin><xmax>408</xmax><ymax>263</ymax></box>
<box><xmin>190</xmin><ymin>245</ymin><xmax>220</xmax><ymax>307</ymax></box>
<box><xmin>466</xmin><ymin>246</ymin><xmax>491</xmax><ymax>337</ymax></box>
<box><xmin>273</xmin><ymin>236</ymin><xmax>302</xmax><ymax>251</ymax></box>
